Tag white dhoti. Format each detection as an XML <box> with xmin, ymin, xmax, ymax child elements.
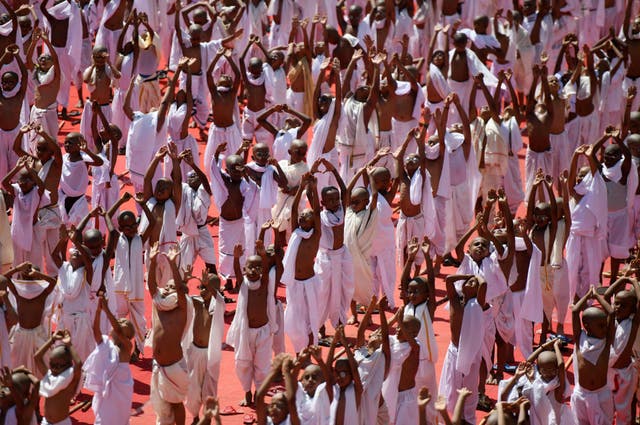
<box><xmin>609</xmin><ymin>363</ymin><xmax>637</xmax><ymax>425</ymax></box>
<box><xmin>114</xmin><ymin>293</ymin><xmax>147</xmax><ymax>352</ymax></box>
<box><xmin>95</xmin><ymin>27</ymin><xmax>121</xmax><ymax>64</ymax></box>
<box><xmin>439</xmin><ymin>343</ymin><xmax>480</xmax><ymax>425</ymax></box>
<box><xmin>570</xmin><ymin>385</ymin><xmax>614</xmax><ymax>425</ymax></box>
<box><xmin>59</xmin><ymin>191</ymin><xmax>90</xmax><ymax>227</ymax></box>
<box><xmin>574</xmin><ymin>112</ymin><xmax>598</xmax><ymax>147</ymax></box>
<box><xmin>61</xmin><ymin>310</ymin><xmax>95</xmax><ymax>361</ymax></box>
<box><xmin>272</xmin><ymin>299</ymin><xmax>286</xmax><ymax>355</ymax></box>
<box><xmin>525</xmin><ymin>148</ymin><xmax>553</xmax><ymax>198</ymax></box>
<box><xmin>186</xmin><ymin>343</ymin><xmax>219</xmax><ymax>417</ymax></box>
<box><xmin>54</xmin><ymin>46</ymin><xmax>73</xmax><ymax>108</ymax></box>
<box><xmin>371</xmin><ymin>254</ymin><xmax>397</xmax><ymax>309</ymax></box>
<box><xmin>511</xmin><ymin>290</ymin><xmax>534</xmax><ymax>358</ymax></box>
<box><xmin>504</xmin><ymin>155</ymin><xmax>525</xmax><ymax>214</ymax></box>
<box><xmin>79</xmin><ymin>101</ymin><xmax>112</xmax><ymax>149</ymax></box>
<box><xmin>396</xmin><ymin>213</ymin><xmax>427</xmax><ymax>267</ymax></box>
<box><xmin>9</xmin><ymin>325</ymin><xmax>48</xmax><ymax>378</ymax></box>
<box><xmin>203</xmin><ymin>123</ymin><xmax>242</xmax><ymax>175</ymax></box>
<box><xmin>218</xmin><ymin>217</ymin><xmax>245</xmax><ymax>280</ymax></box>
<box><xmin>179</xmin><ymin>226</ymin><xmax>217</xmax><ymax>271</ymax></box>
<box><xmin>284</xmin><ymin>275</ymin><xmax>320</xmax><ymax>353</ymax></box>
<box><xmin>286</xmin><ymin>88</ymin><xmax>304</xmax><ymax>114</ymax></box>
<box><xmin>550</xmin><ymin>131</ymin><xmax>569</xmax><ymax>179</ymax></box>
<box><xmin>151</xmin><ymin>359</ymin><xmax>190</xmax><ymax>425</ymax></box>
<box><xmin>540</xmin><ymin>263</ymin><xmax>570</xmax><ymax>326</ymax></box>
<box><xmin>315</xmin><ymin>246</ymin><xmax>354</xmax><ymax>327</ymax></box>
<box><xmin>566</xmin><ymin>234</ymin><xmax>604</xmax><ymax>300</ymax></box>
<box><xmin>0</xmin><ymin>126</ymin><xmax>20</xmax><ymax>181</ymax></box>
<box><xmin>447</xmin><ymin>79</ymin><xmax>473</xmax><ymax>124</ymax></box>
<box><xmin>234</xmin><ymin>324</ymin><xmax>273</xmax><ymax>392</ymax></box>
<box><xmin>450</xmin><ymin>183</ymin><xmax>476</xmax><ymax>239</ymax></box>
<box><xmin>29</xmin><ymin>103</ymin><xmax>59</xmax><ymax>151</ymax></box>
<box><xmin>391</xmin><ymin>118</ymin><xmax>418</xmax><ymax>153</ymax></box>
<box><xmin>242</xmin><ymin>107</ymin><xmax>272</xmax><ymax>145</ymax></box>
<box><xmin>111</xmin><ymin>88</ymin><xmax>131</xmax><ymax>149</ymax></box>
<box><xmin>393</xmin><ymin>388</ymin><xmax>419</xmax><ymax>425</ymax></box>
<box><xmin>33</xmin><ymin>205</ymin><xmax>61</xmax><ymax>276</ymax></box>
<box><xmin>606</xmin><ymin>208</ymin><xmax>634</xmax><ymax>259</ymax></box>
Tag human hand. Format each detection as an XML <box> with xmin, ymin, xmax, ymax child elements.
<box><xmin>233</xmin><ymin>243</ymin><xmax>244</xmax><ymax>259</ymax></box>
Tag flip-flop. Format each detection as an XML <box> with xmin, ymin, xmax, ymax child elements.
<box><xmin>220</xmin><ymin>406</ymin><xmax>242</xmax><ymax>416</ymax></box>
<box><xmin>243</xmin><ymin>414</ymin><xmax>256</xmax><ymax>424</ymax></box>
<box><xmin>504</xmin><ymin>364</ymin><xmax>517</xmax><ymax>374</ymax></box>
<box><xmin>476</xmin><ymin>394</ymin><xmax>493</xmax><ymax>412</ymax></box>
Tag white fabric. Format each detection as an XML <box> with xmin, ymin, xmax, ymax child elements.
<box><xmin>206</xmin><ymin>292</ymin><xmax>225</xmax><ymax>381</ymax></box>
<box><xmin>10</xmin><ymin>184</ymin><xmax>40</xmax><ymax>252</ymax></box>
<box><xmin>329</xmin><ymin>384</ymin><xmax>358</xmax><ymax>425</ymax></box>
<box><xmin>283</xmin><ymin>275</ymin><xmax>320</xmax><ymax>353</ymax></box>
<box><xmin>457</xmin><ymin>298</ymin><xmax>485</xmax><ymax>375</ymax></box>
<box><xmin>43</xmin><ymin>0</ymin><xmax>82</xmax><ymax>75</ymax></box>
<box><xmin>139</xmin><ymin>198</ymin><xmax>177</xmax><ymax>253</ymax></box>
<box><xmin>381</xmin><ymin>336</ymin><xmax>412</xmax><ymax>424</ymax></box>
<box><xmin>113</xmin><ymin>234</ymin><xmax>144</xmax><ymax>300</ymax></box>
<box><xmin>308</xmin><ymin>98</ymin><xmax>336</xmax><ymax>166</ymax></box>
<box><xmin>39</xmin><ymin>366</ymin><xmax>74</xmax><ymax>398</ymax></box>
<box><xmin>344</xmin><ymin>207</ymin><xmax>378</xmax><ymax>304</ymax></box>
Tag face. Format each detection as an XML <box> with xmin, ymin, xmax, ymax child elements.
<box><xmin>603</xmin><ymin>147</ymin><xmax>622</xmax><ymax>168</ymax></box>
<box><xmin>218</xmin><ymin>75</ymin><xmax>233</xmax><ymax>90</ymax></box>
<box><xmin>407</xmin><ymin>279</ymin><xmax>428</xmax><ymax>306</ymax></box>
<box><xmin>154</xmin><ymin>180</ymin><xmax>172</xmax><ymax>202</ymax></box>
<box><xmin>404</xmin><ymin>154</ymin><xmax>420</xmax><ymax>175</ymax></box>
<box><xmin>1</xmin><ymin>73</ymin><xmax>18</xmax><ymax>92</ymax></box>
<box><xmin>523</xmin><ymin>0</ymin><xmax>536</xmax><ymax>15</ymax></box>
<box><xmin>243</xmin><ymin>256</ymin><xmax>263</xmax><ymax>281</ymax></box>
<box><xmin>92</xmin><ymin>51</ymin><xmax>107</xmax><ymax>67</ymax></box>
<box><xmin>226</xmin><ymin>156</ymin><xmax>245</xmax><ymax>181</ymax></box>
<box><xmin>548</xmin><ymin>76</ymin><xmax>559</xmax><ymax>93</ymax></box>
<box><xmin>298</xmin><ymin>209</ymin><xmax>314</xmax><ymax>231</ymax></box>
<box><xmin>317</xmin><ymin>95</ymin><xmax>332</xmax><ymax>115</ymax></box>
<box><xmin>252</xmin><ymin>145</ymin><xmax>270</xmax><ymax>166</ymax></box>
<box><xmin>301</xmin><ymin>365</ymin><xmax>323</xmax><ymax>396</ymax></box>
<box><xmin>69</xmin><ymin>248</ymin><xmax>83</xmax><ymax>269</ymax></box>
<box><xmin>374</xmin><ymin>4</ymin><xmax>386</xmax><ymax>21</ymax></box>
<box><xmin>268</xmin><ymin>394</ymin><xmax>289</xmax><ymax>424</ymax></box>
<box><xmin>38</xmin><ymin>55</ymin><xmax>53</xmax><ymax>72</ymax></box>
<box><xmin>288</xmin><ymin>142</ymin><xmax>307</xmax><ymax>163</ymax></box>
<box><xmin>468</xmin><ymin>238</ymin><xmax>490</xmax><ymax>261</ymax></box>
<box><xmin>321</xmin><ymin>189</ymin><xmax>341</xmax><ymax>213</ymax></box>
<box><xmin>613</xmin><ymin>293</ymin><xmax>636</xmax><ymax>320</ymax></box>
<box><xmin>583</xmin><ymin>309</ymin><xmax>608</xmax><ymax>339</ymax></box>
<box><xmin>533</xmin><ymin>204</ymin><xmax>551</xmax><ymax>228</ymax></box>
<box><xmin>16</xmin><ymin>171</ymin><xmax>35</xmax><ymax>194</ymax></box>
<box><xmin>432</xmin><ymin>51</ymin><xmax>445</xmax><ymax>67</ymax></box>
<box><xmin>372</xmin><ymin>170</ymin><xmax>391</xmax><ymax>191</ymax></box>
<box><xmin>537</xmin><ymin>353</ymin><xmax>558</xmax><ymax>382</ymax></box>
<box><xmin>349</xmin><ymin>191</ymin><xmax>369</xmax><ymax>213</ymax></box>
<box><xmin>576</xmin><ymin>167</ymin><xmax>589</xmax><ymax>185</ymax></box>
<box><xmin>118</xmin><ymin>214</ymin><xmax>138</xmax><ymax>238</ymax></box>
<box><xmin>348</xmin><ymin>7</ymin><xmax>362</xmax><ymax>27</ymax></box>
<box><xmin>64</xmin><ymin>136</ymin><xmax>81</xmax><ymax>154</ymax></box>
<box><xmin>334</xmin><ymin>361</ymin><xmax>353</xmax><ymax>388</ymax></box>
<box><xmin>269</xmin><ymin>52</ymin><xmax>284</xmax><ymax>69</ymax></box>
<box><xmin>160</xmin><ymin>281</ymin><xmax>178</xmax><ymax>298</ymax></box>
<box><xmin>198</xmin><ymin>274</ymin><xmax>220</xmax><ymax>301</ymax></box>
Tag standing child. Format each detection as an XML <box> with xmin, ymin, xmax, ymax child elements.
<box><xmin>34</xmin><ymin>330</ymin><xmax>83</xmax><ymax>425</ymax></box>
<box><xmin>255</xmin><ymin>354</ymin><xmax>301</xmax><ymax>425</ymax></box>
<box><xmin>282</xmin><ymin>174</ymin><xmax>322</xmax><ymax>353</ymax></box>
<box><xmin>83</xmin><ymin>295</ymin><xmax>135</xmax><ymax>424</ymax></box>
<box><xmin>570</xmin><ymin>286</ymin><xmax>615</xmax><ymax>425</ymax></box>
<box><xmin>227</xmin><ymin>240</ymin><xmax>276</xmax><ymax>407</ymax></box>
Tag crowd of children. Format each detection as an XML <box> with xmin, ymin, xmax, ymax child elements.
<box><xmin>2</xmin><ymin>0</ymin><xmax>640</xmax><ymax>424</ymax></box>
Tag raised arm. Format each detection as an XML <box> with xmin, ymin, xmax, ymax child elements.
<box><xmin>257</xmin><ymin>105</ymin><xmax>283</xmax><ymax>137</ymax></box>
<box><xmin>143</xmin><ymin>146</ymin><xmax>167</xmax><ymax>201</ymax></box>
<box><xmin>289</xmin><ymin>175</ymin><xmax>309</xmax><ymax>234</ymax></box>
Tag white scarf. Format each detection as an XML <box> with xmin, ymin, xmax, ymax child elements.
<box><xmin>246</xmin><ymin>71</ymin><xmax>265</xmax><ymax>86</ymax></box>
<box><xmin>11</xmin><ymin>279</ymin><xmax>49</xmax><ymax>300</ymax></box>
<box><xmin>372</xmin><ymin>18</ymin><xmax>386</xmax><ymax>29</ymax></box>
<box><xmin>153</xmin><ymin>291</ymin><xmax>178</xmax><ymax>311</ymax></box>
<box><xmin>577</xmin><ymin>75</ymin><xmax>591</xmax><ymax>101</ymax></box>
<box><xmin>206</xmin><ymin>291</ymin><xmax>226</xmax><ymax>380</ymax></box>
<box><xmin>10</xmin><ymin>184</ymin><xmax>40</xmax><ymax>251</ymax></box>
<box><xmin>167</xmin><ymin>103</ymin><xmax>188</xmax><ymax>142</ymax></box>
<box><xmin>425</xmin><ymin>143</ymin><xmax>440</xmax><ymax>160</ymax></box>
<box><xmin>603</xmin><ymin>157</ymin><xmax>624</xmax><ymax>182</ymax></box>
<box><xmin>35</xmin><ymin>66</ymin><xmax>56</xmax><ymax>86</ymax></box>
<box><xmin>381</xmin><ymin>335</ymin><xmax>412</xmax><ymax>423</ymax></box>
<box><xmin>139</xmin><ymin>198</ymin><xmax>177</xmax><ymax>251</ymax></box>
<box><xmin>320</xmin><ymin>207</ymin><xmax>344</xmax><ymax>248</ymax></box>
<box><xmin>247</xmin><ymin>162</ymin><xmax>278</xmax><ymax>210</ymax></box>
<box><xmin>113</xmin><ymin>234</ymin><xmax>144</xmax><ymax>298</ymax></box>
<box><xmin>226</xmin><ymin>275</ymin><xmax>277</xmax><ymax>360</ymax></box>
<box><xmin>1</xmin><ymin>81</ymin><xmax>21</xmax><ymax>99</ymax></box>
<box><xmin>83</xmin><ymin>336</ymin><xmax>122</xmax><ymax>399</ymax></box>
<box><xmin>457</xmin><ymin>298</ymin><xmax>484</xmax><ymax>374</ymax></box>
<box><xmin>405</xmin><ymin>301</ymin><xmax>438</xmax><ymax>362</ymax></box>
<box><xmin>513</xmin><ymin>238</ymin><xmax>543</xmax><ymax>323</ymax></box>
<box><xmin>308</xmin><ymin>98</ymin><xmax>336</xmax><ymax>165</ymax></box>
<box><xmin>39</xmin><ymin>367</ymin><xmax>75</xmax><ymax>397</ymax></box>
<box><xmin>395</xmin><ymin>80</ymin><xmax>411</xmax><ymax>96</ymax></box>
<box><xmin>345</xmin><ymin>207</ymin><xmax>378</xmax><ymax>303</ymax></box>
<box><xmin>273</xmin><ymin>128</ymin><xmax>298</xmax><ymax>161</ymax></box>
<box><xmin>427</xmin><ymin>63</ymin><xmax>450</xmax><ymax>100</ymax></box>
<box><xmin>329</xmin><ymin>384</ymin><xmax>358</xmax><ymax>425</ymax></box>
<box><xmin>57</xmin><ymin>262</ymin><xmax>86</xmax><ymax>300</ymax></box>
<box><xmin>409</xmin><ymin>171</ymin><xmax>423</xmax><ymax>205</ymax></box>
<box><xmin>579</xmin><ymin>330</ymin><xmax>606</xmax><ymax>365</ymax></box>
<box><xmin>394</xmin><ymin>80</ymin><xmax>425</xmax><ymax>121</ymax></box>
<box><xmin>572</xmin><ymin>171</ymin><xmax>607</xmax><ymax>239</ymax></box>
<box><xmin>457</xmin><ymin>251</ymin><xmax>509</xmax><ymax>303</ymax></box>
<box><xmin>281</xmin><ymin>228</ymin><xmax>313</xmax><ymax>285</ymax></box>
<box><xmin>610</xmin><ymin>316</ymin><xmax>633</xmax><ymax>366</ymax></box>
<box><xmin>60</xmin><ymin>153</ymin><xmax>89</xmax><ymax>197</ymax></box>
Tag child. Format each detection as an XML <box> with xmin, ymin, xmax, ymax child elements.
<box><xmin>570</xmin><ymin>286</ymin><xmax>615</xmax><ymax>424</ymax></box>
<box><xmin>255</xmin><ymin>354</ymin><xmax>300</xmax><ymax>425</ymax></box>
<box><xmin>381</xmin><ymin>310</ymin><xmax>421</xmax><ymax>425</ymax></box>
<box><xmin>141</xmin><ymin>143</ymin><xmax>182</xmax><ymax>287</ymax></box>
<box><xmin>1</xmin><ymin>156</ymin><xmax>45</xmax><ymax>266</ymax></box>
<box><xmin>501</xmin><ymin>339</ymin><xmax>574</xmax><ymax>424</ymax></box>
<box><xmin>354</xmin><ymin>296</ymin><xmax>391</xmax><ymax>425</ymax></box>
<box><xmin>186</xmin><ymin>271</ymin><xmax>225</xmax><ymax>422</ymax></box>
<box><xmin>0</xmin><ymin>366</ymin><xmax>40</xmax><ymax>425</ymax></box>
<box><xmin>107</xmin><ymin>192</ymin><xmax>155</xmax><ymax>360</ymax></box>
<box><xmin>439</xmin><ymin>274</ymin><xmax>487</xmax><ymax>424</ymax></box>
<box><xmin>148</xmin><ymin>244</ymin><xmax>190</xmax><ymax>425</ymax></box>
<box><xmin>565</xmin><ymin>144</ymin><xmax>607</xmax><ymax>301</ymax></box>
<box><xmin>83</xmin><ymin>295</ymin><xmax>135</xmax><ymax>424</ymax></box>
<box><xmin>401</xmin><ymin>237</ymin><xmax>438</xmax><ymax>423</ymax></box>
<box><xmin>604</xmin><ymin>276</ymin><xmax>640</xmax><ymax>425</ymax></box>
<box><xmin>227</xmin><ymin>240</ymin><xmax>276</xmax><ymax>407</ymax></box>
<box><xmin>3</xmin><ymin>262</ymin><xmax>56</xmax><ymax>377</ymax></box>
<box><xmin>176</xmin><ymin>149</ymin><xmax>217</xmax><ymax>276</ymax></box>
<box><xmin>58</xmin><ymin>133</ymin><xmax>104</xmax><ymax>226</ymax></box>
<box><xmin>326</xmin><ymin>326</ymin><xmax>363</xmax><ymax>425</ymax></box>
<box><xmin>311</xmin><ymin>158</ymin><xmax>354</xmax><ymax>336</ymax></box>
<box><xmin>282</xmin><ymin>174</ymin><xmax>322</xmax><ymax>353</ymax></box>
<box><xmin>51</xmin><ymin>226</ymin><xmax>95</xmax><ymax>362</ymax></box>
<box><xmin>294</xmin><ymin>346</ymin><xmax>331</xmax><ymax>425</ymax></box>
<box><xmin>34</xmin><ymin>330</ymin><xmax>83</xmax><ymax>425</ymax></box>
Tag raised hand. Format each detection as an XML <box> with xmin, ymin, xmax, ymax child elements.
<box><xmin>149</xmin><ymin>242</ymin><xmax>160</xmax><ymax>262</ymax></box>
<box><xmin>407</xmin><ymin>237</ymin><xmax>419</xmax><ymax>259</ymax></box>
<box><xmin>233</xmin><ymin>243</ymin><xmax>244</xmax><ymax>258</ymax></box>
<box><xmin>418</xmin><ymin>387</ymin><xmax>431</xmax><ymax>408</ymax></box>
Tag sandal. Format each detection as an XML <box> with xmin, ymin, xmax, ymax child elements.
<box><xmin>220</xmin><ymin>406</ymin><xmax>242</xmax><ymax>416</ymax></box>
<box><xmin>477</xmin><ymin>394</ymin><xmax>493</xmax><ymax>412</ymax></box>
<box><xmin>243</xmin><ymin>414</ymin><xmax>256</xmax><ymax>424</ymax></box>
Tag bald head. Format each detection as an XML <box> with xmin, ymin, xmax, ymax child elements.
<box><xmin>83</xmin><ymin>228</ymin><xmax>103</xmax><ymax>244</ymax></box>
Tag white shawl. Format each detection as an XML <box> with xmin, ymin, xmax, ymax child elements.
<box><xmin>39</xmin><ymin>366</ymin><xmax>75</xmax><ymax>397</ymax></box>
<box><xmin>405</xmin><ymin>301</ymin><xmax>438</xmax><ymax>362</ymax></box>
<box><xmin>457</xmin><ymin>250</ymin><xmax>508</xmax><ymax>303</ymax></box>
<box><xmin>320</xmin><ymin>207</ymin><xmax>344</xmax><ymax>249</ymax></box>
<box><xmin>206</xmin><ymin>291</ymin><xmax>226</xmax><ymax>380</ymax></box>
<box><xmin>381</xmin><ymin>335</ymin><xmax>412</xmax><ymax>423</ymax></box>
<box><xmin>11</xmin><ymin>279</ymin><xmax>49</xmax><ymax>300</ymax></box>
<box><xmin>0</xmin><ymin>190</ymin><xmax>13</xmax><ymax>266</ymax></box>
<box><xmin>113</xmin><ymin>234</ymin><xmax>144</xmax><ymax>298</ymax></box>
<box><xmin>457</xmin><ymin>298</ymin><xmax>484</xmax><ymax>374</ymax></box>
<box><xmin>610</xmin><ymin>316</ymin><xmax>633</xmax><ymax>366</ymax></box>
<box><xmin>514</xmin><ymin>237</ymin><xmax>543</xmax><ymax>324</ymax></box>
<box><xmin>578</xmin><ymin>330</ymin><xmax>606</xmax><ymax>365</ymax></box>
<box><xmin>329</xmin><ymin>383</ymin><xmax>358</xmax><ymax>425</ymax></box>
<box><xmin>281</xmin><ymin>228</ymin><xmax>313</xmax><ymax>285</ymax></box>
<box><xmin>60</xmin><ymin>153</ymin><xmax>90</xmax><ymax>197</ymax></box>
<box><xmin>571</xmin><ymin>171</ymin><xmax>607</xmax><ymax>239</ymax></box>
<box><xmin>83</xmin><ymin>336</ymin><xmax>123</xmax><ymax>399</ymax></box>
<box><xmin>126</xmin><ymin>111</ymin><xmax>167</xmax><ymax>180</ymax></box>
<box><xmin>246</xmin><ymin>162</ymin><xmax>278</xmax><ymax>210</ymax></box>
<box><xmin>344</xmin><ymin>207</ymin><xmax>378</xmax><ymax>304</ymax></box>
<box><xmin>226</xmin><ymin>276</ymin><xmax>276</xmax><ymax>361</ymax></box>
<box><xmin>177</xmin><ymin>184</ymin><xmax>209</xmax><ymax>237</ymax></box>
<box><xmin>57</xmin><ymin>262</ymin><xmax>86</xmax><ymax>301</ymax></box>
<box><xmin>10</xmin><ymin>184</ymin><xmax>40</xmax><ymax>252</ymax></box>
<box><xmin>44</xmin><ymin>0</ymin><xmax>82</xmax><ymax>74</ymax></box>
<box><xmin>409</xmin><ymin>171</ymin><xmax>436</xmax><ymax>239</ymax></box>
<box><xmin>309</xmin><ymin>98</ymin><xmax>336</xmax><ymax>166</ymax></box>
<box><xmin>448</xmin><ymin>48</ymin><xmax>499</xmax><ymax>89</ymax></box>
<box><xmin>139</xmin><ymin>198</ymin><xmax>177</xmax><ymax>251</ymax></box>
<box><xmin>427</xmin><ymin>63</ymin><xmax>450</xmax><ymax>101</ymax></box>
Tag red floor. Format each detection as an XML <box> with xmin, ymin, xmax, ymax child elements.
<box><xmin>50</xmin><ymin>83</ymin><xmax>572</xmax><ymax>424</ymax></box>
